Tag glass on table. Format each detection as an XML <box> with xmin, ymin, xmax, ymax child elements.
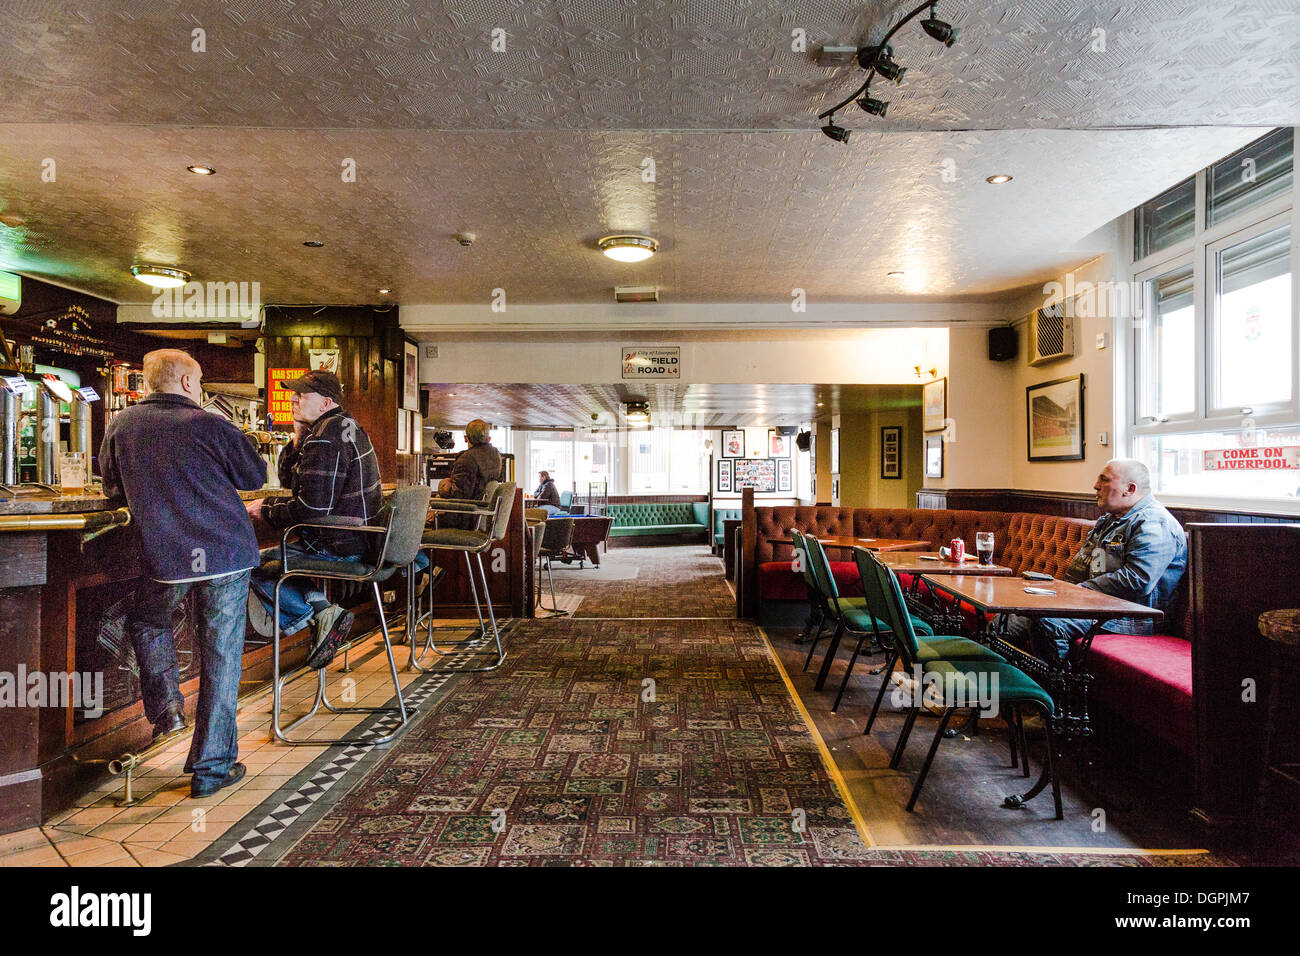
<box><xmin>975</xmin><ymin>531</ymin><xmax>994</xmax><ymax>566</ymax></box>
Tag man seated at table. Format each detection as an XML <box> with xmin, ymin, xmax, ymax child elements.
<box><xmin>1006</xmin><ymin>458</ymin><xmax>1186</xmax><ymax>664</ymax></box>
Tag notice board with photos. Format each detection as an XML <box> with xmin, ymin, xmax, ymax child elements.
<box><xmin>733</xmin><ymin>457</ymin><xmax>777</xmax><ymax>493</ymax></box>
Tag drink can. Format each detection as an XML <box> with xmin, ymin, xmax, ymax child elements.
<box><xmin>950</xmin><ymin>538</ymin><xmax>965</xmax><ymax>562</ymax></box>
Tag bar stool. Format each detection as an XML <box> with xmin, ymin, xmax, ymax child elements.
<box><xmin>536</xmin><ymin>516</ymin><xmax>574</xmax><ymax>616</ymax></box>
<box><xmin>269</xmin><ymin>485</ymin><xmax>431</xmax><ymax>746</ymax></box>
<box><xmin>409</xmin><ymin>481</ymin><xmax>516</xmax><ymax>672</ymax></box>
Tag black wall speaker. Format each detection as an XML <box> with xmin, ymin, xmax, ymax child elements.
<box><xmin>382</xmin><ymin>327</ymin><xmax>407</xmax><ymax>362</ymax></box>
<box><xmin>795</xmin><ymin>430</ymin><xmax>812</xmax><ymax>452</ymax></box>
<box><xmin>988</xmin><ymin>326</ymin><xmax>1017</xmax><ymax>362</ymax></box>
<box><xmin>419</xmin><ymin>388</ymin><xmax>430</xmax><ymax>418</ymax></box>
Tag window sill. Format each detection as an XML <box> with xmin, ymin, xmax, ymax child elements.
<box><xmin>1155</xmin><ymin>492</ymin><xmax>1300</xmax><ymax>518</ymax></box>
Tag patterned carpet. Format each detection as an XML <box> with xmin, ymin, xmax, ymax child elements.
<box><xmin>563</xmin><ymin>545</ymin><xmax>736</xmax><ymax>619</ymax></box>
<box><xmin>279</xmin><ymin>615</ymin><xmax>869</xmax><ymax>866</ymax></box>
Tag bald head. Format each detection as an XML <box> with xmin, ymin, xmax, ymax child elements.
<box><xmin>143</xmin><ymin>349</ymin><xmax>202</xmax><ymax>401</ymax></box>
<box><xmin>1094</xmin><ymin>457</ymin><xmax>1151</xmax><ymax>514</ymax></box>
<box><xmin>465</xmin><ymin>419</ymin><xmax>492</xmax><ymax>445</ymax></box>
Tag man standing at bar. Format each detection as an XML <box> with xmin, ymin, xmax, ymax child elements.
<box><xmin>100</xmin><ymin>349</ymin><xmax>266</xmax><ymax>798</ymax></box>
<box><xmin>1006</xmin><ymin>458</ymin><xmax>1186</xmax><ymax>663</ymax></box>
<box><xmin>247</xmin><ymin>370</ymin><xmax>382</xmax><ymax>669</ymax></box>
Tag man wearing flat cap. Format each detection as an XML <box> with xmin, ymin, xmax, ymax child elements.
<box><xmin>247</xmin><ymin>370</ymin><xmax>382</xmax><ymax>669</ymax></box>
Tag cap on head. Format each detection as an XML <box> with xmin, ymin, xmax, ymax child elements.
<box><xmin>285</xmin><ymin>369</ymin><xmax>344</xmax><ymax>404</ymax></box>
<box><xmin>466</xmin><ymin>419</ymin><xmax>492</xmax><ymax>444</ymax></box>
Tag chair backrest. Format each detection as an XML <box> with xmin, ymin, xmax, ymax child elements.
<box><xmin>380</xmin><ymin>485</ymin><xmax>433</xmax><ymax>568</ymax></box>
<box><xmin>560</xmin><ymin>490</ymin><xmax>573</xmax><ymax>507</ymax></box>
<box><xmin>540</xmin><ymin>516</ymin><xmax>575</xmax><ymax>552</ymax></box>
<box><xmin>860</xmin><ymin>550</ymin><xmax>922</xmax><ymax>667</ymax></box>
<box><xmin>487</xmin><ymin>482</ymin><xmax>517</xmax><ymax>541</ymax></box>
<box><xmin>852</xmin><ymin>547</ymin><xmax>895</xmax><ymax>645</ymax></box>
<box><xmin>791</xmin><ymin>530</ymin><xmax>818</xmax><ymax>593</ymax></box>
<box><xmin>803</xmin><ymin>535</ymin><xmax>844</xmax><ymax>620</ymax></box>
<box><xmin>524</xmin><ymin>507</ymin><xmax>549</xmax><ymax>523</ymax></box>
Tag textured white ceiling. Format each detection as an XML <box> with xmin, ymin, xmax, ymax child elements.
<box><xmin>0</xmin><ymin>125</ymin><xmax>1268</xmax><ymax>304</ymax></box>
<box><xmin>3</xmin><ymin>1</ymin><xmax>1298</xmax><ymax>130</ymax></box>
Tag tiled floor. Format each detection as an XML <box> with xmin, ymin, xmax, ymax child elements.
<box><xmin>0</xmin><ymin>621</ymin><xmax>457</xmax><ymax>868</ymax></box>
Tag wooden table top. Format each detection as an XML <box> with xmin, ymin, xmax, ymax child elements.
<box><xmin>769</xmin><ymin>535</ymin><xmax>930</xmax><ymax>552</ymax></box>
<box><xmin>875</xmin><ymin>551</ymin><xmax>1014</xmax><ymax>576</ymax></box>
<box><xmin>921</xmin><ymin>573</ymin><xmax>1164</xmax><ymax>620</ymax></box>
<box><xmin>1259</xmin><ymin>609</ymin><xmax>1300</xmax><ymax>647</ymax></box>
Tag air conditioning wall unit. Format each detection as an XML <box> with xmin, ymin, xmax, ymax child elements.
<box><xmin>1027</xmin><ymin>299</ymin><xmax>1075</xmax><ymax>366</ymax></box>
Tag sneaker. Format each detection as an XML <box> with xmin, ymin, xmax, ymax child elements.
<box><xmin>307</xmin><ymin>604</ymin><xmax>354</xmax><ymax>669</ymax></box>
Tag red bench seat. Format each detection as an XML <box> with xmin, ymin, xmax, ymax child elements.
<box><xmin>1089</xmin><ymin>633</ymin><xmax>1194</xmax><ymax>756</ymax></box>
<box><xmin>757</xmin><ymin>560</ymin><xmax>862</xmax><ymax>601</ymax></box>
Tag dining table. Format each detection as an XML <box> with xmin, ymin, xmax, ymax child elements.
<box><xmin>918</xmin><ymin>572</ymin><xmax>1164</xmax><ymax>810</ymax></box>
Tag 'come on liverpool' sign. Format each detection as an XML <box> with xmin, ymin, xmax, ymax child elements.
<box><xmin>1203</xmin><ymin>446</ymin><xmax>1300</xmax><ymax>471</ymax></box>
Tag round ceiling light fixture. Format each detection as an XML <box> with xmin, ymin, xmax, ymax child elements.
<box><xmin>623</xmin><ymin>400</ymin><xmax>651</xmax><ymax>425</ymax></box>
<box><xmin>303</xmin><ymin>240</ymin><xmax>325</xmax><ymax>247</ymax></box>
<box><xmin>187</xmin><ymin>164</ymin><xmax>216</xmax><ymax>175</ymax></box>
<box><xmin>378</xmin><ymin>288</ymin><xmax>391</xmax><ymax>295</ymax></box>
<box><xmin>599</xmin><ymin>235</ymin><xmax>658</xmax><ymax>263</ymax></box>
<box><xmin>130</xmin><ymin>264</ymin><xmax>191</xmax><ymax>288</ymax></box>
<box><xmin>986</xmin><ymin>174</ymin><xmax>1013</xmax><ymax>184</ymax></box>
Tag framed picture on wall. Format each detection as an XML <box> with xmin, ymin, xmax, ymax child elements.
<box><xmin>767</xmin><ymin>429</ymin><xmax>790</xmax><ymax>458</ymax></box>
<box><xmin>1027</xmin><ymin>373</ymin><xmax>1085</xmax><ymax>462</ymax></box>
<box><xmin>831</xmin><ymin>476</ymin><xmax>840</xmax><ymax>501</ymax></box>
<box><xmin>923</xmin><ymin>377</ymin><xmax>947</xmax><ymax>432</ymax></box>
<box><xmin>830</xmin><ymin>427</ymin><xmax>840</xmax><ymax>475</ymax></box>
<box><xmin>881</xmin><ymin>426</ymin><xmax>902</xmax><ymax>479</ymax></box>
<box><xmin>411</xmin><ymin>412</ymin><xmax>422</xmax><ymax>455</ymax></box>
<box><xmin>722</xmin><ymin>429</ymin><xmax>744</xmax><ymax>458</ymax></box>
<box><xmin>733</xmin><ymin>458</ymin><xmax>777</xmax><ymax>493</ymax></box>
<box><xmin>402</xmin><ymin>338</ymin><xmax>420</xmax><ymax>412</ymax></box>
<box><xmin>396</xmin><ymin>407</ymin><xmax>409</xmax><ymax>453</ymax></box>
<box><xmin>924</xmin><ymin>435</ymin><xmax>944</xmax><ymax>478</ymax></box>
<box><xmin>717</xmin><ymin>459</ymin><xmax>733</xmax><ymax>493</ymax></box>
<box><xmin>777</xmin><ymin>458</ymin><xmax>793</xmax><ymax>492</ymax></box>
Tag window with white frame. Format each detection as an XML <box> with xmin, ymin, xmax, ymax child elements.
<box><xmin>1128</xmin><ymin>128</ymin><xmax>1298</xmax><ymax>503</ymax></box>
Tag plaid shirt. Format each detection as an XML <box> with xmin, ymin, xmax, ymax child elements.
<box><xmin>264</xmin><ymin>407</ymin><xmax>382</xmax><ymax>556</ymax></box>
<box><xmin>1061</xmin><ymin>494</ymin><xmax>1187</xmax><ymax>634</ymax></box>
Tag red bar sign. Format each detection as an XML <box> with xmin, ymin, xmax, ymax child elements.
<box><xmin>1203</xmin><ymin>446</ymin><xmax>1300</xmax><ymax>471</ymax></box>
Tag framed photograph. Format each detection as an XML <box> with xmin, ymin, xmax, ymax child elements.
<box><xmin>924</xmin><ymin>435</ymin><xmax>944</xmax><ymax>478</ymax></box>
<box><xmin>411</xmin><ymin>412</ymin><xmax>423</xmax><ymax>455</ymax></box>
<box><xmin>880</xmin><ymin>426</ymin><xmax>902</xmax><ymax>479</ymax></box>
<box><xmin>722</xmin><ymin>429</ymin><xmax>744</xmax><ymax>458</ymax></box>
<box><xmin>777</xmin><ymin>457</ymin><xmax>793</xmax><ymax>493</ymax></box>
<box><xmin>831</xmin><ymin>476</ymin><xmax>840</xmax><ymax>501</ymax></box>
<box><xmin>716</xmin><ymin>459</ymin><xmax>733</xmax><ymax>493</ymax></box>
<box><xmin>396</xmin><ymin>407</ymin><xmax>409</xmax><ymax>453</ymax></box>
<box><xmin>923</xmin><ymin>377</ymin><xmax>947</xmax><ymax>433</ymax></box>
<box><xmin>402</xmin><ymin>338</ymin><xmax>420</xmax><ymax>412</ymax></box>
<box><xmin>734</xmin><ymin>458</ymin><xmax>776</xmax><ymax>493</ymax></box>
<box><xmin>1027</xmin><ymin>374</ymin><xmax>1085</xmax><ymax>462</ymax></box>
<box><xmin>767</xmin><ymin>429</ymin><xmax>790</xmax><ymax>458</ymax></box>
<box><xmin>830</xmin><ymin>427</ymin><xmax>840</xmax><ymax>475</ymax></box>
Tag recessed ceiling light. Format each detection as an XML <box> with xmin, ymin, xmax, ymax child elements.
<box><xmin>378</xmin><ymin>288</ymin><xmax>391</xmax><ymax>295</ymax></box>
<box><xmin>986</xmin><ymin>174</ymin><xmax>1013</xmax><ymax>184</ymax></box>
<box><xmin>599</xmin><ymin>235</ymin><xmax>658</xmax><ymax>263</ymax></box>
<box><xmin>186</xmin><ymin>165</ymin><xmax>216</xmax><ymax>175</ymax></box>
<box><xmin>303</xmin><ymin>240</ymin><xmax>325</xmax><ymax>248</ymax></box>
<box><xmin>130</xmin><ymin>264</ymin><xmax>191</xmax><ymax>288</ymax></box>
<box><xmin>816</xmin><ymin>402</ymin><xmax>825</xmax><ymax>407</ymax></box>
<box><xmin>887</xmin><ymin>271</ymin><xmax>905</xmax><ymax>278</ymax></box>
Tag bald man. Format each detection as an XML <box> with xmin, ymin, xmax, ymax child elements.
<box><xmin>100</xmin><ymin>348</ymin><xmax>267</xmax><ymax>798</ymax></box>
<box><xmin>1006</xmin><ymin>458</ymin><xmax>1187</xmax><ymax>663</ymax></box>
<box><xmin>437</xmin><ymin>419</ymin><xmax>501</xmax><ymax>501</ymax></box>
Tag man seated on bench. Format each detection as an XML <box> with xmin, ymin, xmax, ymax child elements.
<box><xmin>1006</xmin><ymin>458</ymin><xmax>1186</xmax><ymax>663</ymax></box>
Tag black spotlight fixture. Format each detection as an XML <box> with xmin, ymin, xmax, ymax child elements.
<box><xmin>857</xmin><ymin>94</ymin><xmax>888</xmax><ymax>116</ymax></box>
<box><xmin>921</xmin><ymin>4</ymin><xmax>959</xmax><ymax>46</ymax></box>
<box><xmin>872</xmin><ymin>46</ymin><xmax>907</xmax><ymax>84</ymax></box>
<box><xmin>821</xmin><ymin>117</ymin><xmax>851</xmax><ymax>143</ymax></box>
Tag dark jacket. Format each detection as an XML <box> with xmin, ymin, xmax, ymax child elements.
<box><xmin>100</xmin><ymin>392</ymin><xmax>266</xmax><ymax>583</ymax></box>
<box><xmin>442</xmin><ymin>442</ymin><xmax>502</xmax><ymax>502</ymax></box>
<box><xmin>533</xmin><ymin>478</ymin><xmax>561</xmax><ymax>507</ymax></box>
<box><xmin>264</xmin><ymin>406</ymin><xmax>382</xmax><ymax>557</ymax></box>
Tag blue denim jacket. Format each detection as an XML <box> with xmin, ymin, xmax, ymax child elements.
<box><xmin>1064</xmin><ymin>494</ymin><xmax>1188</xmax><ymax>634</ymax></box>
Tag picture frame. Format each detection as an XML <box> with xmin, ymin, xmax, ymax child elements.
<box><xmin>717</xmin><ymin>458</ymin><xmax>733</xmax><ymax>493</ymax></box>
<box><xmin>1027</xmin><ymin>373</ymin><xmax>1085</xmax><ymax>462</ymax></box>
<box><xmin>880</xmin><ymin>426</ymin><xmax>901</xmax><ymax>479</ymax></box>
<box><xmin>402</xmin><ymin>338</ymin><xmax>420</xmax><ymax>412</ymax></box>
<box><xmin>733</xmin><ymin>458</ymin><xmax>777</xmax><ymax>493</ymax></box>
<box><xmin>831</xmin><ymin>476</ymin><xmax>840</xmax><ymax>501</ymax></box>
<box><xmin>411</xmin><ymin>412</ymin><xmax>423</xmax><ymax>455</ymax></box>
<box><xmin>922</xmin><ymin>377</ymin><xmax>947</xmax><ymax>433</ymax></box>
<box><xmin>829</xmin><ymin>427</ymin><xmax>840</xmax><ymax>475</ymax></box>
<box><xmin>767</xmin><ymin>429</ymin><xmax>790</xmax><ymax>458</ymax></box>
<box><xmin>396</xmin><ymin>407</ymin><xmax>409</xmax><ymax>453</ymax></box>
<box><xmin>924</xmin><ymin>435</ymin><xmax>944</xmax><ymax>479</ymax></box>
<box><xmin>722</xmin><ymin>429</ymin><xmax>744</xmax><ymax>458</ymax></box>
<box><xmin>777</xmin><ymin>457</ymin><xmax>793</xmax><ymax>492</ymax></box>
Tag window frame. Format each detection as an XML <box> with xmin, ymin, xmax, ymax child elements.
<box><xmin>1124</xmin><ymin>127</ymin><xmax>1299</xmax><ymax>512</ymax></box>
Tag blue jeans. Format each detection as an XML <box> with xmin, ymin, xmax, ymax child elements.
<box><xmin>250</xmin><ymin>545</ymin><xmax>362</xmax><ymax>635</ymax></box>
<box><xmin>539</xmin><ymin>504</ymin><xmax>568</xmax><ymax>516</ymax></box>
<box><xmin>129</xmin><ymin>569</ymin><xmax>251</xmax><ymax>786</ymax></box>
<box><xmin>1004</xmin><ymin>614</ymin><xmax>1101</xmax><ymax>664</ymax></box>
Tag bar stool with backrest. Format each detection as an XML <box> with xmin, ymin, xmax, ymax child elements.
<box><xmin>536</xmin><ymin>516</ymin><xmax>575</xmax><ymax>616</ymax></box>
<box><xmin>269</xmin><ymin>484</ymin><xmax>431</xmax><ymax>746</ymax></box>
<box><xmin>414</xmin><ymin>481</ymin><xmax>517</xmax><ymax>672</ymax></box>
<box><xmin>864</xmin><ymin>552</ymin><xmax>1062</xmax><ymax>818</ymax></box>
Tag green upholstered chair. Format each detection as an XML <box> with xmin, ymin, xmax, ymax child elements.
<box><xmin>865</xmin><ymin>552</ymin><xmax>1062</xmax><ymax>818</ymax></box>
